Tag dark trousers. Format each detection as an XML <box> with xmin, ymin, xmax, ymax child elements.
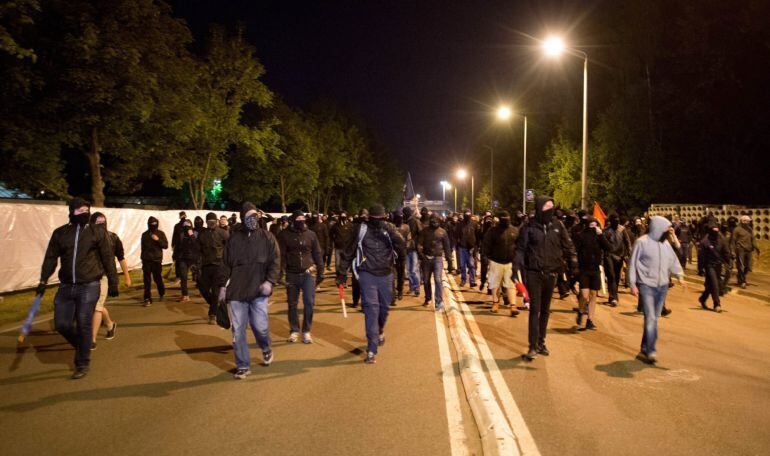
<box><xmin>325</xmin><ymin>250</ymin><xmax>333</xmax><ymax>269</ymax></box>
<box><xmin>175</xmin><ymin>261</ymin><xmax>191</xmax><ymax>296</ymax></box>
<box><xmin>720</xmin><ymin>260</ymin><xmax>732</xmax><ymax>295</ymax></box>
<box><xmin>394</xmin><ymin>256</ymin><xmax>406</xmax><ymax>299</ymax></box>
<box><xmin>701</xmin><ymin>265</ymin><xmax>721</xmax><ymax>307</ymax></box>
<box><xmin>286</xmin><ymin>271</ymin><xmax>316</xmax><ymax>334</ymax></box>
<box><xmin>54</xmin><ymin>282</ymin><xmax>100</xmax><ymax>368</ymax></box>
<box><xmin>353</xmin><ymin>276</ymin><xmax>361</xmax><ymax>306</ymax></box>
<box><xmin>697</xmin><ymin>246</ymin><xmax>705</xmax><ymax>275</ymax></box>
<box><xmin>421</xmin><ymin>257</ymin><xmax>444</xmax><ymax>305</ymax></box>
<box><xmin>736</xmin><ymin>249</ymin><xmax>751</xmax><ymax>285</ymax></box>
<box><xmin>556</xmin><ymin>272</ymin><xmax>570</xmax><ymax>296</ymax></box>
<box><xmin>525</xmin><ymin>271</ymin><xmax>557</xmax><ymax>350</ymax></box>
<box><xmin>479</xmin><ymin>255</ymin><xmax>489</xmax><ymax>287</ymax></box>
<box><xmin>143</xmin><ymin>260</ymin><xmax>165</xmax><ymax>300</ymax></box>
<box><xmin>198</xmin><ymin>264</ymin><xmax>221</xmax><ymax>316</ymax></box>
<box><xmin>679</xmin><ymin>243</ymin><xmax>690</xmax><ymax>268</ymax></box>
<box><xmin>606</xmin><ymin>257</ymin><xmax>623</xmax><ymax>302</ymax></box>
<box><xmin>358</xmin><ymin>271</ymin><xmax>392</xmax><ymax>354</ymax></box>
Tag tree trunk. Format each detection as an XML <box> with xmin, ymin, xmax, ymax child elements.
<box><xmin>279</xmin><ymin>175</ymin><xmax>287</xmax><ymax>213</ymax></box>
<box><xmin>86</xmin><ymin>127</ymin><xmax>106</xmax><ymax>206</ymax></box>
<box><xmin>187</xmin><ymin>181</ymin><xmax>198</xmax><ymax>209</ymax></box>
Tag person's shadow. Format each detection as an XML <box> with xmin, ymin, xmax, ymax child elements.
<box><xmin>595</xmin><ymin>359</ymin><xmax>669</xmax><ymax>378</ymax></box>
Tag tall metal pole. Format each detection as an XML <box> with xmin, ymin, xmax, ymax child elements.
<box><xmin>454</xmin><ymin>187</ymin><xmax>457</xmax><ymax>212</ymax></box>
<box><xmin>471</xmin><ymin>176</ymin><xmax>475</xmax><ymax>214</ymax></box>
<box><xmin>442</xmin><ymin>184</ymin><xmax>446</xmax><ymax>203</ymax></box>
<box><xmin>490</xmin><ymin>149</ymin><xmax>494</xmax><ymax>210</ymax></box>
<box><xmin>581</xmin><ymin>55</ymin><xmax>588</xmax><ymax>211</ymax></box>
<box><xmin>523</xmin><ymin>115</ymin><xmax>528</xmax><ymax>211</ymax></box>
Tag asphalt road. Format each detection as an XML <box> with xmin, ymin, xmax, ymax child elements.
<box><xmin>2</xmin><ymin>264</ymin><xmax>769</xmax><ymax>455</ymax></box>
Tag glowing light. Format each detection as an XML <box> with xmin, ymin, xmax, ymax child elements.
<box><xmin>543</xmin><ymin>36</ymin><xmax>565</xmax><ymax>57</ymax></box>
<box><xmin>456</xmin><ymin>169</ymin><xmax>468</xmax><ymax>180</ymax></box>
<box><xmin>496</xmin><ymin>106</ymin><xmax>512</xmax><ymax>120</ymax></box>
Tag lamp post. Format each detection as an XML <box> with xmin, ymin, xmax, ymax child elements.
<box><xmin>543</xmin><ymin>36</ymin><xmax>589</xmax><ymax>210</ymax></box>
<box><xmin>496</xmin><ymin>106</ymin><xmax>528</xmax><ymax>211</ymax></box>
<box><xmin>482</xmin><ymin>145</ymin><xmax>493</xmax><ymax>210</ymax></box>
<box><xmin>440</xmin><ymin>180</ymin><xmax>451</xmax><ymax>204</ymax></box>
<box><xmin>456</xmin><ymin>168</ymin><xmax>473</xmax><ymax>213</ymax></box>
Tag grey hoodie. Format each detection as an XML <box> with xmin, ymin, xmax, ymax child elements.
<box><xmin>628</xmin><ymin>216</ymin><xmax>684</xmax><ymax>288</ymax></box>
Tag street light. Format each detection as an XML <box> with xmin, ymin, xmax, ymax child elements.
<box><xmin>440</xmin><ymin>180</ymin><xmax>451</xmax><ymax>203</ymax></box>
<box><xmin>495</xmin><ymin>106</ymin><xmax>528</xmax><ymax>211</ymax></box>
<box><xmin>542</xmin><ymin>35</ymin><xmax>589</xmax><ymax>210</ymax></box>
<box><xmin>482</xmin><ymin>145</ymin><xmax>493</xmax><ymax>211</ymax></box>
<box><xmin>456</xmin><ymin>168</ymin><xmax>474</xmax><ymax>214</ymax></box>
<box><xmin>496</xmin><ymin>106</ymin><xmax>512</xmax><ymax>121</ymax></box>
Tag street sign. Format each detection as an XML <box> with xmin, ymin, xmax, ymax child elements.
<box><xmin>526</xmin><ymin>189</ymin><xmax>535</xmax><ymax>202</ymax></box>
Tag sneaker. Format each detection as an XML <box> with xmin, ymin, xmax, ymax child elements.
<box><xmin>635</xmin><ymin>351</ymin><xmax>648</xmax><ymax>362</ymax></box>
<box><xmin>509</xmin><ymin>308</ymin><xmax>520</xmax><ymax>317</ymax></box>
<box><xmin>585</xmin><ymin>319</ymin><xmax>597</xmax><ymax>331</ymax></box>
<box><xmin>233</xmin><ymin>368</ymin><xmax>251</xmax><ymax>379</ymax></box>
<box><xmin>491</xmin><ymin>302</ymin><xmax>499</xmax><ymax>313</ymax></box>
<box><xmin>90</xmin><ymin>342</ymin><xmax>97</xmax><ymax>351</ymax></box>
<box><xmin>714</xmin><ymin>305</ymin><xmax>723</xmax><ymax>313</ymax></box>
<box><xmin>71</xmin><ymin>367</ymin><xmax>89</xmax><ymax>379</ymax></box>
<box><xmin>365</xmin><ymin>351</ymin><xmax>377</xmax><ymax>364</ymax></box>
<box><xmin>523</xmin><ymin>349</ymin><xmax>538</xmax><ymax>361</ymax></box>
<box><xmin>559</xmin><ymin>293</ymin><xmax>570</xmax><ymax>300</ymax></box>
<box><xmin>646</xmin><ymin>352</ymin><xmax>658</xmax><ymax>364</ymax></box>
<box><xmin>105</xmin><ymin>322</ymin><xmax>117</xmax><ymax>340</ymax></box>
<box><xmin>741</xmin><ymin>283</ymin><xmax>747</xmax><ymax>289</ymax></box>
<box><xmin>397</xmin><ymin>292</ymin><xmax>403</xmax><ymax>301</ymax></box>
<box><xmin>302</xmin><ymin>332</ymin><xmax>313</xmax><ymax>344</ymax></box>
<box><xmin>143</xmin><ymin>299</ymin><xmax>152</xmax><ymax>307</ymax></box>
<box><xmin>435</xmin><ymin>304</ymin><xmax>444</xmax><ymax>312</ymax></box>
<box><xmin>460</xmin><ymin>281</ymin><xmax>466</xmax><ymax>287</ymax></box>
<box><xmin>536</xmin><ymin>344</ymin><xmax>550</xmax><ymax>356</ymax></box>
<box><xmin>478</xmin><ymin>283</ymin><xmax>485</xmax><ymax>291</ymax></box>
<box><xmin>699</xmin><ymin>297</ymin><xmax>708</xmax><ymax>310</ymax></box>
<box><xmin>661</xmin><ymin>307</ymin><xmax>672</xmax><ymax>317</ymax></box>
<box><xmin>411</xmin><ymin>289</ymin><xmax>419</xmax><ymax>297</ymax></box>
<box><xmin>208</xmin><ymin>315</ymin><xmax>216</xmax><ymax>325</ymax></box>
<box><xmin>179</xmin><ymin>295</ymin><xmax>189</xmax><ymax>302</ymax></box>
<box><xmin>288</xmin><ymin>332</ymin><xmax>299</xmax><ymax>343</ymax></box>
<box><xmin>423</xmin><ymin>299</ymin><xmax>430</xmax><ymax>307</ymax></box>
<box><xmin>263</xmin><ymin>350</ymin><xmax>274</xmax><ymax>366</ymax></box>
<box><xmin>576</xmin><ymin>311</ymin><xmax>584</xmax><ymax>326</ymax></box>
<box><xmin>609</xmin><ymin>299</ymin><xmax>618</xmax><ymax>308</ymax></box>
<box><xmin>470</xmin><ymin>282</ymin><xmax>477</xmax><ymax>288</ymax></box>
<box><xmin>378</xmin><ymin>334</ymin><xmax>385</xmax><ymax>346</ymax></box>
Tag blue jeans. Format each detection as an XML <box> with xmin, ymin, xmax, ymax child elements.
<box><xmin>406</xmin><ymin>250</ymin><xmax>421</xmax><ymax>294</ymax></box>
<box><xmin>54</xmin><ymin>281</ymin><xmax>101</xmax><ymax>368</ymax></box>
<box><xmin>421</xmin><ymin>257</ymin><xmax>444</xmax><ymax>306</ymax></box>
<box><xmin>639</xmin><ymin>284</ymin><xmax>668</xmax><ymax>355</ymax></box>
<box><xmin>358</xmin><ymin>271</ymin><xmax>392</xmax><ymax>354</ymax></box>
<box><xmin>459</xmin><ymin>248</ymin><xmax>476</xmax><ymax>285</ymax></box>
<box><xmin>230</xmin><ymin>297</ymin><xmax>271</xmax><ymax>369</ymax></box>
<box><xmin>286</xmin><ymin>272</ymin><xmax>315</xmax><ymax>333</ymax></box>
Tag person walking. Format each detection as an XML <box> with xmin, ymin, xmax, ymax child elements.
<box><xmin>515</xmin><ymin>196</ymin><xmax>577</xmax><ymax>361</ymax></box>
<box><xmin>699</xmin><ymin>222</ymin><xmax>730</xmax><ymax>312</ymax></box>
<box><xmin>337</xmin><ymin>204</ymin><xmax>405</xmax><ymax>364</ymax></box>
<box><xmin>140</xmin><ymin>216</ymin><xmax>168</xmax><ymax>306</ymax></box>
<box><xmin>731</xmin><ymin>215</ymin><xmax>756</xmax><ymax>289</ymax></box>
<box><xmin>455</xmin><ymin>209</ymin><xmax>479</xmax><ymax>288</ymax></box>
<box><xmin>574</xmin><ymin>216</ymin><xmax>611</xmax><ymax>331</ymax></box>
<box><xmin>308</xmin><ymin>212</ymin><xmax>331</xmax><ymax>273</ymax></box>
<box><xmin>89</xmin><ymin>212</ymin><xmax>131</xmax><ymax>349</ymax></box>
<box><xmin>628</xmin><ymin>216</ymin><xmax>686</xmax><ymax>365</ymax></box>
<box><xmin>403</xmin><ymin>207</ymin><xmax>422</xmax><ymax>296</ymax></box>
<box><xmin>393</xmin><ymin>212</ymin><xmax>411</xmax><ymax>301</ymax></box>
<box><xmin>278</xmin><ymin>211</ymin><xmax>324</xmax><ymax>344</ymax></box>
<box><xmin>173</xmin><ymin>219</ymin><xmax>200</xmax><ymax>302</ymax></box>
<box><xmin>482</xmin><ymin>211</ymin><xmax>520</xmax><ymax>316</ymax></box>
<box><xmin>416</xmin><ymin>214</ymin><xmax>451</xmax><ymax>310</ymax></box>
<box><xmin>37</xmin><ymin>198</ymin><xmax>119</xmax><ymax>379</ymax></box>
<box><xmin>219</xmin><ymin>203</ymin><xmax>281</xmax><ymax>379</ymax></box>
<box><xmin>198</xmin><ymin>212</ymin><xmax>229</xmax><ymax>324</ymax></box>
<box><xmin>603</xmin><ymin>214</ymin><xmax>629</xmax><ymax>307</ymax></box>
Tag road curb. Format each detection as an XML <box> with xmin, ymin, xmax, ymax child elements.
<box><xmin>441</xmin><ymin>273</ymin><xmax>520</xmax><ymax>456</ymax></box>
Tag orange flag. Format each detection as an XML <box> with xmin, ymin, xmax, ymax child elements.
<box><xmin>593</xmin><ymin>201</ymin><xmax>607</xmax><ymax>228</ymax></box>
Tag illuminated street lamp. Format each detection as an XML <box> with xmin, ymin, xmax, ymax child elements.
<box><xmin>542</xmin><ymin>35</ymin><xmax>589</xmax><ymax>210</ymax></box>
<box><xmin>495</xmin><ymin>106</ymin><xmax>528</xmax><ymax>210</ymax></box>
<box><xmin>456</xmin><ymin>168</ymin><xmax>474</xmax><ymax>214</ymax></box>
<box><xmin>496</xmin><ymin>106</ymin><xmax>512</xmax><ymax>121</ymax></box>
<box><xmin>440</xmin><ymin>180</ymin><xmax>451</xmax><ymax>203</ymax></box>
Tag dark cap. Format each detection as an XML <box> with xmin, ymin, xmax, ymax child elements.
<box><xmin>292</xmin><ymin>210</ymin><xmax>305</xmax><ymax>219</ymax></box>
<box><xmin>369</xmin><ymin>204</ymin><xmax>386</xmax><ymax>217</ymax></box>
<box><xmin>206</xmin><ymin>212</ymin><xmax>217</xmax><ymax>221</ymax></box>
<box><xmin>496</xmin><ymin>210</ymin><xmax>510</xmax><ymax>219</ymax></box>
<box><xmin>241</xmin><ymin>202</ymin><xmax>258</xmax><ymax>221</ymax></box>
<box><xmin>68</xmin><ymin>197</ymin><xmax>91</xmax><ymax>214</ymax></box>
<box><xmin>179</xmin><ymin>211</ymin><xmax>186</xmax><ymax>217</ymax></box>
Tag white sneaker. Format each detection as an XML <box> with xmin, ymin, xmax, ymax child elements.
<box><xmin>302</xmin><ymin>332</ymin><xmax>313</xmax><ymax>344</ymax></box>
<box><xmin>288</xmin><ymin>332</ymin><xmax>299</xmax><ymax>343</ymax></box>
<box><xmin>233</xmin><ymin>368</ymin><xmax>251</xmax><ymax>379</ymax></box>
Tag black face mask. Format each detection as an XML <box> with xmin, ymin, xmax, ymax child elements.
<box><xmin>206</xmin><ymin>220</ymin><xmax>217</xmax><ymax>229</ymax></box>
<box><xmin>708</xmin><ymin>230</ymin><xmax>719</xmax><ymax>240</ymax></box>
<box><xmin>537</xmin><ymin>208</ymin><xmax>554</xmax><ymax>224</ymax></box>
<box><xmin>499</xmin><ymin>218</ymin><xmax>510</xmax><ymax>228</ymax></box>
<box><xmin>244</xmin><ymin>216</ymin><xmax>258</xmax><ymax>231</ymax></box>
<box><xmin>70</xmin><ymin>212</ymin><xmax>90</xmax><ymax>226</ymax></box>
<box><xmin>340</xmin><ymin>216</ymin><xmax>348</xmax><ymax>222</ymax></box>
<box><xmin>149</xmin><ymin>222</ymin><xmax>159</xmax><ymax>231</ymax></box>
<box><xmin>429</xmin><ymin>221</ymin><xmax>440</xmax><ymax>229</ymax></box>
<box><xmin>293</xmin><ymin>220</ymin><xmax>305</xmax><ymax>231</ymax></box>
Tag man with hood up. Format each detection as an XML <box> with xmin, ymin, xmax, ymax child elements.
<box><xmin>278</xmin><ymin>210</ymin><xmax>324</xmax><ymax>344</ymax></box>
<box><xmin>174</xmin><ymin>218</ymin><xmax>200</xmax><ymax>302</ymax></box>
<box><xmin>483</xmin><ymin>211</ymin><xmax>520</xmax><ymax>315</ymax></box>
<box><xmin>402</xmin><ymin>207</ymin><xmax>422</xmax><ymax>296</ymax></box>
<box><xmin>627</xmin><ymin>216</ymin><xmax>685</xmax><ymax>365</ymax></box>
<box><xmin>731</xmin><ymin>215</ymin><xmax>756</xmax><ymax>289</ymax></box>
<box><xmin>515</xmin><ymin>196</ymin><xmax>577</xmax><ymax>361</ymax></box>
<box><xmin>219</xmin><ymin>202</ymin><xmax>281</xmax><ymax>379</ymax></box>
<box><xmin>198</xmin><ymin>212</ymin><xmax>230</xmax><ymax>324</ymax></box>
<box><xmin>38</xmin><ymin>198</ymin><xmax>119</xmax><ymax>379</ymax></box>
<box><xmin>140</xmin><ymin>216</ymin><xmax>168</xmax><ymax>306</ymax></box>
<box><xmin>416</xmin><ymin>214</ymin><xmax>451</xmax><ymax>310</ymax></box>
<box><xmin>455</xmin><ymin>209</ymin><xmax>479</xmax><ymax>288</ymax></box>
<box><xmin>308</xmin><ymin>212</ymin><xmax>331</xmax><ymax>271</ymax></box>
<box><xmin>699</xmin><ymin>222</ymin><xmax>730</xmax><ymax>312</ymax></box>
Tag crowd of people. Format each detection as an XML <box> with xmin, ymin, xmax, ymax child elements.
<box><xmin>34</xmin><ymin>196</ymin><xmax>759</xmax><ymax>379</ymax></box>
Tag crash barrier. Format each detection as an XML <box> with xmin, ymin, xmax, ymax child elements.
<box><xmin>649</xmin><ymin>204</ymin><xmax>770</xmax><ymax>241</ymax></box>
<box><xmin>0</xmin><ymin>202</ymin><xmax>287</xmax><ymax>293</ymax></box>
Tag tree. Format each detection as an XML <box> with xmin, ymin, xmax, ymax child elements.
<box><xmin>157</xmin><ymin>25</ymin><xmax>278</xmax><ymax>209</ymax></box>
<box><xmin>538</xmin><ymin>130</ymin><xmax>582</xmax><ymax>209</ymax></box>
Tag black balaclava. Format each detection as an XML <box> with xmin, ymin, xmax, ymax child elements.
<box><xmin>194</xmin><ymin>216</ymin><xmax>204</xmax><ymax>231</ymax></box>
<box><xmin>241</xmin><ymin>202</ymin><xmax>259</xmax><ymax>231</ymax></box>
<box><xmin>68</xmin><ymin>197</ymin><xmax>91</xmax><ymax>226</ymax></box>
<box><xmin>291</xmin><ymin>210</ymin><xmax>306</xmax><ymax>231</ymax></box>
<box><xmin>707</xmin><ymin>222</ymin><xmax>719</xmax><ymax>241</ymax></box>
<box><xmin>497</xmin><ymin>210</ymin><xmax>511</xmax><ymax>228</ymax></box>
<box><xmin>206</xmin><ymin>212</ymin><xmax>217</xmax><ymax>229</ymax></box>
<box><xmin>463</xmin><ymin>209</ymin><xmax>471</xmax><ymax>222</ymax></box>
<box><xmin>393</xmin><ymin>213</ymin><xmax>404</xmax><ymax>226</ymax></box>
<box><xmin>609</xmin><ymin>215</ymin><xmax>620</xmax><ymax>230</ymax></box>
<box><xmin>90</xmin><ymin>211</ymin><xmax>106</xmax><ymax>229</ymax></box>
<box><xmin>429</xmin><ymin>215</ymin><xmax>440</xmax><ymax>229</ymax></box>
<box><xmin>534</xmin><ymin>196</ymin><xmax>554</xmax><ymax>225</ymax></box>
<box><xmin>148</xmin><ymin>216</ymin><xmax>159</xmax><ymax>231</ymax></box>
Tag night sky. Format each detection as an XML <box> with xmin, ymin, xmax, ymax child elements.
<box><xmin>171</xmin><ymin>0</ymin><xmax>602</xmax><ymax>201</ymax></box>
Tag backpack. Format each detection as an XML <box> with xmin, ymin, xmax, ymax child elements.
<box><xmin>352</xmin><ymin>223</ymin><xmax>397</xmax><ymax>278</ymax></box>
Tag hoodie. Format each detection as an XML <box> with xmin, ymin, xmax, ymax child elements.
<box><xmin>627</xmin><ymin>216</ymin><xmax>684</xmax><ymax>288</ymax></box>
<box><xmin>141</xmin><ymin>216</ymin><xmax>169</xmax><ymax>262</ymax></box>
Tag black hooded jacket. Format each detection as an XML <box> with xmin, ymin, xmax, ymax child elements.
<box><xmin>483</xmin><ymin>224</ymin><xmax>519</xmax><ymax>264</ymax></box>
<box><xmin>219</xmin><ymin>225</ymin><xmax>281</xmax><ymax>301</ymax></box>
<box><xmin>515</xmin><ymin>196</ymin><xmax>578</xmax><ymax>274</ymax></box>
<box><xmin>199</xmin><ymin>226</ymin><xmax>229</xmax><ymax>266</ymax></box>
<box><xmin>338</xmin><ymin>219</ymin><xmax>406</xmax><ymax>277</ymax></box>
<box><xmin>278</xmin><ymin>225</ymin><xmax>324</xmax><ymax>274</ymax></box>
<box><xmin>41</xmin><ymin>222</ymin><xmax>118</xmax><ymax>287</ymax></box>
<box><xmin>141</xmin><ymin>217</ymin><xmax>169</xmax><ymax>262</ymax></box>
<box><xmin>573</xmin><ymin>226</ymin><xmax>612</xmax><ymax>272</ymax></box>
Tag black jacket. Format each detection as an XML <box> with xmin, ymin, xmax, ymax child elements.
<box><xmin>141</xmin><ymin>229</ymin><xmax>169</xmax><ymax>262</ymax></box>
<box><xmin>515</xmin><ymin>220</ymin><xmax>578</xmax><ymax>274</ymax></box>
<box><xmin>309</xmin><ymin>220</ymin><xmax>331</xmax><ymax>253</ymax></box>
<box><xmin>108</xmin><ymin>231</ymin><xmax>126</xmax><ymax>262</ymax></box>
<box><xmin>219</xmin><ymin>227</ymin><xmax>281</xmax><ymax>301</ymax></box>
<box><xmin>41</xmin><ymin>223</ymin><xmax>118</xmax><ymax>287</ymax></box>
<box><xmin>455</xmin><ymin>219</ymin><xmax>479</xmax><ymax>249</ymax></box>
<box><xmin>330</xmin><ymin>220</ymin><xmax>354</xmax><ymax>250</ymax></box>
<box><xmin>701</xmin><ymin>234</ymin><xmax>730</xmax><ymax>267</ymax></box>
<box><xmin>278</xmin><ymin>226</ymin><xmax>323</xmax><ymax>274</ymax></box>
<box><xmin>199</xmin><ymin>227</ymin><xmax>229</xmax><ymax>266</ymax></box>
<box><xmin>483</xmin><ymin>224</ymin><xmax>519</xmax><ymax>264</ymax></box>
<box><xmin>171</xmin><ymin>219</ymin><xmax>187</xmax><ymax>250</ymax></box>
<box><xmin>339</xmin><ymin>219</ymin><xmax>406</xmax><ymax>277</ymax></box>
<box><xmin>175</xmin><ymin>232</ymin><xmax>201</xmax><ymax>263</ymax></box>
<box><xmin>573</xmin><ymin>228</ymin><xmax>611</xmax><ymax>272</ymax></box>
<box><xmin>406</xmin><ymin>216</ymin><xmax>422</xmax><ymax>251</ymax></box>
<box><xmin>417</xmin><ymin>226</ymin><xmax>451</xmax><ymax>260</ymax></box>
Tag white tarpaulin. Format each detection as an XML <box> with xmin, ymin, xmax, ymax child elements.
<box><xmin>0</xmin><ymin>202</ymin><xmax>286</xmax><ymax>293</ymax></box>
